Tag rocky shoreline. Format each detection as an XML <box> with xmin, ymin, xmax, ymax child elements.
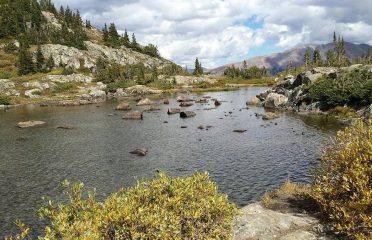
<box><xmin>247</xmin><ymin>65</ymin><xmax>372</xmax><ymax>121</ymax></box>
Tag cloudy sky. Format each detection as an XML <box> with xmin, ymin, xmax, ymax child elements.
<box><xmin>54</xmin><ymin>0</ymin><xmax>372</xmax><ymax>68</ymax></box>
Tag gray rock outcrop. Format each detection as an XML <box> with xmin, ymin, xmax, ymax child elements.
<box><xmin>233</xmin><ymin>203</ymin><xmax>333</xmax><ymax>240</ymax></box>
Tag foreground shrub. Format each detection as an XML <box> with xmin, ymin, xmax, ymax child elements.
<box><xmin>37</xmin><ymin>172</ymin><xmax>237</xmax><ymax>239</ymax></box>
<box><xmin>53</xmin><ymin>82</ymin><xmax>77</xmax><ymax>93</ymax></box>
<box><xmin>311</xmin><ymin>119</ymin><xmax>372</xmax><ymax>239</ymax></box>
<box><xmin>0</xmin><ymin>94</ymin><xmax>11</xmax><ymax>105</ymax></box>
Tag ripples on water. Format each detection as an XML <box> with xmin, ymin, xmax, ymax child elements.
<box><xmin>0</xmin><ymin>87</ymin><xmax>341</xmax><ymax>237</ymax></box>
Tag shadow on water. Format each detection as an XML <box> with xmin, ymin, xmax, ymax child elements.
<box><xmin>0</xmin><ymin>87</ymin><xmax>341</xmax><ymax>237</ymax></box>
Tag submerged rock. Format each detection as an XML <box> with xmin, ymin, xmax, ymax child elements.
<box><xmin>17</xmin><ymin>121</ymin><xmax>46</xmax><ymax>128</ymax></box>
<box><xmin>143</xmin><ymin>105</ymin><xmax>160</xmax><ymax>112</ymax></box>
<box><xmin>233</xmin><ymin>129</ymin><xmax>247</xmax><ymax>133</ymax></box>
<box><xmin>130</xmin><ymin>148</ymin><xmax>148</xmax><ymax>156</ymax></box>
<box><xmin>179</xmin><ymin>102</ymin><xmax>193</xmax><ymax>107</ymax></box>
<box><xmin>167</xmin><ymin>108</ymin><xmax>181</xmax><ymax>114</ymax></box>
<box><xmin>214</xmin><ymin>100</ymin><xmax>222</xmax><ymax>106</ymax></box>
<box><xmin>137</xmin><ymin>98</ymin><xmax>154</xmax><ymax>106</ymax></box>
<box><xmin>262</xmin><ymin>112</ymin><xmax>279</xmax><ymax>120</ymax></box>
<box><xmin>57</xmin><ymin>125</ymin><xmax>74</xmax><ymax>130</ymax></box>
<box><xmin>115</xmin><ymin>102</ymin><xmax>131</xmax><ymax>110</ymax></box>
<box><xmin>163</xmin><ymin>99</ymin><xmax>170</xmax><ymax>104</ymax></box>
<box><xmin>123</xmin><ymin>111</ymin><xmax>143</xmax><ymax>120</ymax></box>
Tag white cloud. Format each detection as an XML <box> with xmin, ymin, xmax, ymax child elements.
<box><xmin>53</xmin><ymin>0</ymin><xmax>372</xmax><ymax>68</ymax></box>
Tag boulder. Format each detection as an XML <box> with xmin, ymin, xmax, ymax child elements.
<box><xmin>264</xmin><ymin>93</ymin><xmax>288</xmax><ymax>108</ymax></box>
<box><xmin>195</xmin><ymin>98</ymin><xmax>208</xmax><ymax>103</ymax></box>
<box><xmin>180</xmin><ymin>111</ymin><xmax>196</xmax><ymax>118</ymax></box>
<box><xmin>262</xmin><ymin>112</ymin><xmax>279</xmax><ymax>120</ymax></box>
<box><xmin>125</xmin><ymin>85</ymin><xmax>162</xmax><ymax>95</ymax></box>
<box><xmin>17</xmin><ymin>120</ymin><xmax>46</xmax><ymax>128</ymax></box>
<box><xmin>137</xmin><ymin>98</ymin><xmax>154</xmax><ymax>106</ymax></box>
<box><xmin>177</xmin><ymin>96</ymin><xmax>193</xmax><ymax>102</ymax></box>
<box><xmin>0</xmin><ymin>79</ymin><xmax>15</xmax><ymax>92</ymax></box>
<box><xmin>25</xmin><ymin>89</ymin><xmax>42</xmax><ymax>98</ymax></box>
<box><xmin>130</xmin><ymin>148</ymin><xmax>148</xmax><ymax>156</ymax></box>
<box><xmin>246</xmin><ymin>97</ymin><xmax>261</xmax><ymax>106</ymax></box>
<box><xmin>42</xmin><ymin>74</ymin><xmax>93</xmax><ymax>83</ymax></box>
<box><xmin>115</xmin><ymin>102</ymin><xmax>131</xmax><ymax>110</ymax></box>
<box><xmin>234</xmin><ymin>203</ymin><xmax>329</xmax><ymax>240</ymax></box>
<box><xmin>143</xmin><ymin>105</ymin><xmax>160</xmax><ymax>112</ymax></box>
<box><xmin>167</xmin><ymin>108</ymin><xmax>181</xmax><ymax>114</ymax></box>
<box><xmin>180</xmin><ymin>102</ymin><xmax>193</xmax><ymax>107</ymax></box>
<box><xmin>123</xmin><ymin>111</ymin><xmax>143</xmax><ymax>120</ymax></box>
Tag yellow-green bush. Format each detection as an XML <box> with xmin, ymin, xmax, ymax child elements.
<box><xmin>37</xmin><ymin>172</ymin><xmax>237</xmax><ymax>239</ymax></box>
<box><xmin>311</xmin><ymin>119</ymin><xmax>372</xmax><ymax>239</ymax></box>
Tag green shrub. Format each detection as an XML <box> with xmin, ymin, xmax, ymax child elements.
<box><xmin>106</xmin><ymin>80</ymin><xmax>136</xmax><ymax>92</ymax></box>
<box><xmin>308</xmin><ymin>68</ymin><xmax>372</xmax><ymax>107</ymax></box>
<box><xmin>62</xmin><ymin>67</ymin><xmax>75</xmax><ymax>75</ymax></box>
<box><xmin>329</xmin><ymin>106</ymin><xmax>359</xmax><ymax>118</ymax></box>
<box><xmin>53</xmin><ymin>82</ymin><xmax>77</xmax><ymax>93</ymax></box>
<box><xmin>37</xmin><ymin>172</ymin><xmax>237</xmax><ymax>239</ymax></box>
<box><xmin>0</xmin><ymin>70</ymin><xmax>12</xmax><ymax>79</ymax></box>
<box><xmin>311</xmin><ymin>120</ymin><xmax>372</xmax><ymax>239</ymax></box>
<box><xmin>0</xmin><ymin>94</ymin><xmax>11</xmax><ymax>105</ymax></box>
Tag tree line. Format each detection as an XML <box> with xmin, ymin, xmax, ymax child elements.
<box><xmin>224</xmin><ymin>62</ymin><xmax>270</xmax><ymax>79</ymax></box>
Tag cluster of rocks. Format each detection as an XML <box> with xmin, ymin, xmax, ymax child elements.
<box><xmin>248</xmin><ymin>65</ymin><xmax>372</xmax><ymax>118</ymax></box>
<box><xmin>0</xmin><ymin>79</ymin><xmax>20</xmax><ymax>97</ymax></box>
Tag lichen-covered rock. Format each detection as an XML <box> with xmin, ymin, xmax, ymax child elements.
<box><xmin>264</xmin><ymin>93</ymin><xmax>288</xmax><ymax>108</ymax></box>
<box><xmin>25</xmin><ymin>89</ymin><xmax>42</xmax><ymax>98</ymax></box>
<box><xmin>123</xmin><ymin>111</ymin><xmax>143</xmax><ymax>120</ymax></box>
<box><xmin>246</xmin><ymin>97</ymin><xmax>261</xmax><ymax>106</ymax></box>
<box><xmin>17</xmin><ymin>121</ymin><xmax>46</xmax><ymax>128</ymax></box>
<box><xmin>23</xmin><ymin>81</ymin><xmax>55</xmax><ymax>90</ymax></box>
<box><xmin>137</xmin><ymin>98</ymin><xmax>154</xmax><ymax>106</ymax></box>
<box><xmin>233</xmin><ymin>203</ymin><xmax>333</xmax><ymax>240</ymax></box>
<box><xmin>115</xmin><ymin>102</ymin><xmax>131</xmax><ymax>110</ymax></box>
<box><xmin>0</xmin><ymin>79</ymin><xmax>20</xmax><ymax>96</ymax></box>
<box><xmin>126</xmin><ymin>85</ymin><xmax>162</xmax><ymax>96</ymax></box>
<box><xmin>42</xmin><ymin>74</ymin><xmax>93</xmax><ymax>83</ymax></box>
<box><xmin>261</xmin><ymin>112</ymin><xmax>279</xmax><ymax>120</ymax></box>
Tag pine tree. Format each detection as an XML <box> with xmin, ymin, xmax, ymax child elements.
<box><xmin>312</xmin><ymin>48</ymin><xmax>322</xmax><ymax>66</ymax></box>
<box><xmin>102</xmin><ymin>23</ymin><xmax>109</xmax><ymax>44</ymax></box>
<box><xmin>304</xmin><ymin>48</ymin><xmax>311</xmax><ymax>68</ymax></box>
<box><xmin>108</xmin><ymin>23</ymin><xmax>120</xmax><ymax>47</ymax></box>
<box><xmin>46</xmin><ymin>55</ymin><xmax>54</xmax><ymax>71</ymax></box>
<box><xmin>286</xmin><ymin>60</ymin><xmax>293</xmax><ymax>73</ymax></box>
<box><xmin>35</xmin><ymin>44</ymin><xmax>45</xmax><ymax>72</ymax></box>
<box><xmin>193</xmin><ymin>57</ymin><xmax>203</xmax><ymax>75</ymax></box>
<box><xmin>17</xmin><ymin>45</ymin><xmax>34</xmax><ymax>75</ymax></box>
<box><xmin>326</xmin><ymin>50</ymin><xmax>335</xmax><ymax>66</ymax></box>
<box><xmin>122</xmin><ymin>29</ymin><xmax>130</xmax><ymax>46</ymax></box>
<box><xmin>131</xmin><ymin>33</ymin><xmax>139</xmax><ymax>50</ymax></box>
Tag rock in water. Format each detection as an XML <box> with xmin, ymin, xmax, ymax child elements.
<box><xmin>17</xmin><ymin>121</ymin><xmax>46</xmax><ymax>128</ymax></box>
<box><xmin>179</xmin><ymin>102</ymin><xmax>193</xmax><ymax>107</ymax></box>
<box><xmin>167</xmin><ymin>108</ymin><xmax>181</xmax><ymax>114</ymax></box>
<box><xmin>137</xmin><ymin>98</ymin><xmax>154</xmax><ymax>106</ymax></box>
<box><xmin>115</xmin><ymin>102</ymin><xmax>131</xmax><ymax>110</ymax></box>
<box><xmin>233</xmin><ymin>129</ymin><xmax>247</xmax><ymax>133</ymax></box>
<box><xmin>123</xmin><ymin>111</ymin><xmax>143</xmax><ymax>120</ymax></box>
<box><xmin>130</xmin><ymin>148</ymin><xmax>148</xmax><ymax>156</ymax></box>
<box><xmin>246</xmin><ymin>97</ymin><xmax>261</xmax><ymax>106</ymax></box>
<box><xmin>195</xmin><ymin>98</ymin><xmax>208</xmax><ymax>103</ymax></box>
<box><xmin>262</xmin><ymin>112</ymin><xmax>279</xmax><ymax>120</ymax></box>
<box><xmin>180</xmin><ymin>111</ymin><xmax>196</xmax><ymax>118</ymax></box>
<box><xmin>214</xmin><ymin>100</ymin><xmax>221</xmax><ymax>106</ymax></box>
<box><xmin>57</xmin><ymin>125</ymin><xmax>74</xmax><ymax>130</ymax></box>
<box><xmin>163</xmin><ymin>99</ymin><xmax>170</xmax><ymax>104</ymax></box>
<box><xmin>143</xmin><ymin>105</ymin><xmax>160</xmax><ymax>112</ymax></box>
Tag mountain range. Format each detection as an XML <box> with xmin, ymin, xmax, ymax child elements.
<box><xmin>208</xmin><ymin>42</ymin><xmax>372</xmax><ymax>75</ymax></box>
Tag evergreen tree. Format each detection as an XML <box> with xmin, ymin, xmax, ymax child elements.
<box><xmin>108</xmin><ymin>23</ymin><xmax>120</xmax><ymax>47</ymax></box>
<box><xmin>122</xmin><ymin>29</ymin><xmax>130</xmax><ymax>47</ymax></box>
<box><xmin>17</xmin><ymin>44</ymin><xmax>34</xmax><ymax>75</ymax></box>
<box><xmin>35</xmin><ymin>44</ymin><xmax>45</xmax><ymax>72</ymax></box>
<box><xmin>286</xmin><ymin>60</ymin><xmax>293</xmax><ymax>73</ymax></box>
<box><xmin>326</xmin><ymin>50</ymin><xmax>335</xmax><ymax>66</ymax></box>
<box><xmin>131</xmin><ymin>33</ymin><xmax>140</xmax><ymax>50</ymax></box>
<box><xmin>312</xmin><ymin>48</ymin><xmax>322</xmax><ymax>66</ymax></box>
<box><xmin>242</xmin><ymin>60</ymin><xmax>247</xmax><ymax>69</ymax></box>
<box><xmin>46</xmin><ymin>55</ymin><xmax>55</xmax><ymax>71</ymax></box>
<box><xmin>304</xmin><ymin>48</ymin><xmax>311</xmax><ymax>68</ymax></box>
<box><xmin>102</xmin><ymin>23</ymin><xmax>109</xmax><ymax>43</ymax></box>
<box><xmin>151</xmin><ymin>65</ymin><xmax>158</xmax><ymax>81</ymax></box>
<box><xmin>193</xmin><ymin>57</ymin><xmax>203</xmax><ymax>75</ymax></box>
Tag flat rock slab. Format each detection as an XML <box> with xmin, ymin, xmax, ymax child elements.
<box><xmin>168</xmin><ymin>108</ymin><xmax>181</xmax><ymax>114</ymax></box>
<box><xmin>17</xmin><ymin>121</ymin><xmax>46</xmax><ymax>128</ymax></box>
<box><xmin>115</xmin><ymin>102</ymin><xmax>131</xmax><ymax>110</ymax></box>
<box><xmin>233</xmin><ymin>203</ymin><xmax>333</xmax><ymax>240</ymax></box>
<box><xmin>123</xmin><ymin>111</ymin><xmax>143</xmax><ymax>120</ymax></box>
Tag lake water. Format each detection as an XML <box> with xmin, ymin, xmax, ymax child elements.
<box><xmin>0</xmin><ymin>87</ymin><xmax>341</xmax><ymax>237</ymax></box>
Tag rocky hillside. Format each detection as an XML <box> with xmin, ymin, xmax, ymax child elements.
<box><xmin>209</xmin><ymin>42</ymin><xmax>372</xmax><ymax>75</ymax></box>
<box><xmin>41</xmin><ymin>40</ymin><xmax>173</xmax><ymax>71</ymax></box>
